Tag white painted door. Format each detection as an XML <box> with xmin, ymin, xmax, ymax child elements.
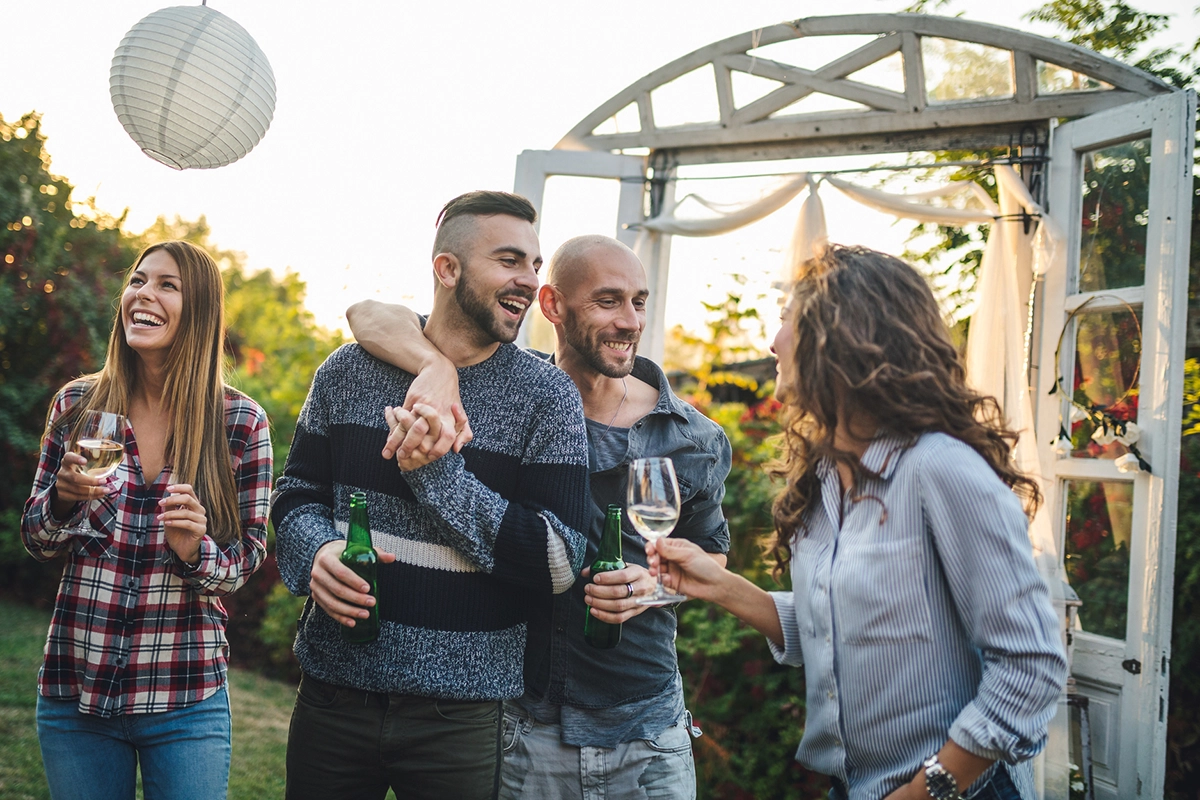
<box><xmin>1036</xmin><ymin>89</ymin><xmax>1195</xmax><ymax>799</ymax></box>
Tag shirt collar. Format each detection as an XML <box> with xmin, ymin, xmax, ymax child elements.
<box><xmin>542</xmin><ymin>351</ymin><xmax>691</xmax><ymax>423</ymax></box>
<box><xmin>815</xmin><ymin>433</ymin><xmax>913</xmax><ymax>482</ymax></box>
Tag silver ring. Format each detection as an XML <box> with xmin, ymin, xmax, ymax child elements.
<box><xmin>626</xmin><ymin>583</ymin><xmax>634</xmax><ymax>599</ymax></box>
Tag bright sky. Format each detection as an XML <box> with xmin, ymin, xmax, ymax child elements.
<box><xmin>4</xmin><ymin>0</ymin><xmax>1196</xmax><ymax>345</ymax></box>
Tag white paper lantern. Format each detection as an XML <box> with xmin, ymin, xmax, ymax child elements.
<box><xmin>110</xmin><ymin>4</ymin><xmax>275</xmax><ymax>170</ymax></box>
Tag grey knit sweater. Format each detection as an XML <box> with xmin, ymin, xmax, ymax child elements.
<box><xmin>272</xmin><ymin>343</ymin><xmax>590</xmax><ymax>700</ymax></box>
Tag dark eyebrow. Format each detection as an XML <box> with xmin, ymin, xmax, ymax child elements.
<box><xmin>591</xmin><ymin>287</ymin><xmax>649</xmax><ymax>298</ymax></box>
<box><xmin>131</xmin><ymin>269</ymin><xmax>181</xmax><ymax>280</ymax></box>
<box><xmin>492</xmin><ymin>246</ymin><xmax>527</xmax><ymax>260</ymax></box>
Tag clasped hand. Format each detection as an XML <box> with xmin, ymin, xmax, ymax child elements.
<box><xmin>380</xmin><ymin>361</ymin><xmax>473</xmax><ymax>471</ymax></box>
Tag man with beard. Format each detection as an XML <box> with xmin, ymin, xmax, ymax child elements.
<box><xmin>348</xmin><ymin>234</ymin><xmax>731</xmax><ymax>800</ymax></box>
<box><xmin>272</xmin><ymin>191</ymin><xmax>590</xmax><ymax>800</ymax></box>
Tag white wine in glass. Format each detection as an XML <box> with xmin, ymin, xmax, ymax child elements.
<box><xmin>627</xmin><ymin>457</ymin><xmax>685</xmax><ymax>606</ymax></box>
<box><xmin>72</xmin><ymin>411</ymin><xmax>127</xmax><ymax>479</ymax></box>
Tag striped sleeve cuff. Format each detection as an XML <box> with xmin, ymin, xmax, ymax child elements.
<box><xmin>949</xmin><ymin>702</ymin><xmax>1040</xmax><ymax>763</ymax></box>
<box><xmin>767</xmin><ymin>591</ymin><xmax>806</xmax><ymax>667</ymax></box>
<box><xmin>543</xmin><ymin>514</ymin><xmax>576</xmax><ymax>594</ymax></box>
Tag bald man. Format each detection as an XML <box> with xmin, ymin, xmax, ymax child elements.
<box><xmin>347</xmin><ymin>235</ymin><xmax>731</xmax><ymax>800</ymax></box>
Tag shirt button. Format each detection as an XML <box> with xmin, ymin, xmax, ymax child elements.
<box><xmin>825</xmin><ymin>635</ymin><xmax>832</xmax><ymax>643</ymax></box>
<box><xmin>827</xmin><ymin>690</ymin><xmax>836</xmax><ymax>700</ymax></box>
<box><xmin>556</xmin><ymin>627</ymin><xmax>565</xmax><ymax>633</ymax></box>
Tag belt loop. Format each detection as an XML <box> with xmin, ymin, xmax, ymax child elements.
<box><xmin>685</xmin><ymin>709</ymin><xmax>702</xmax><ymax>739</ymax></box>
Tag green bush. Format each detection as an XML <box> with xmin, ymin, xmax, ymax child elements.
<box><xmin>260</xmin><ymin>580</ymin><xmax>306</xmax><ymax>675</ymax></box>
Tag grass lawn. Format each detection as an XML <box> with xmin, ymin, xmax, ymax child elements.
<box><xmin>0</xmin><ymin>600</ymin><xmax>318</xmax><ymax>799</ymax></box>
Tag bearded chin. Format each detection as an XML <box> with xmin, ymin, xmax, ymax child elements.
<box><xmin>569</xmin><ymin>330</ymin><xmax>636</xmax><ymax>378</ymax></box>
<box><xmin>455</xmin><ymin>277</ymin><xmax>520</xmax><ymax>344</ymax></box>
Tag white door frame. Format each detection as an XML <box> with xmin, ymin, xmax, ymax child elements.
<box><xmin>1036</xmin><ymin>89</ymin><xmax>1195</xmax><ymax>799</ymax></box>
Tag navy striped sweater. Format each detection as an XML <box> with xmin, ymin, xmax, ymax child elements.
<box><xmin>272</xmin><ymin>343</ymin><xmax>590</xmax><ymax>700</ymax></box>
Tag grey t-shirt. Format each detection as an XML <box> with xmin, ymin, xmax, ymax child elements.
<box><xmin>586</xmin><ymin>418</ymin><xmax>630</xmax><ymax>473</ymax></box>
<box><xmin>521</xmin><ymin>420</ymin><xmax>685</xmax><ymax>747</ymax></box>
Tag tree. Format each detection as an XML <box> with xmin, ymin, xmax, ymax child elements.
<box><xmin>0</xmin><ymin>112</ymin><xmax>139</xmax><ymax>595</ymax></box>
<box><xmin>0</xmin><ymin>119</ymin><xmax>343</xmax><ymax>612</ymax></box>
<box><xmin>128</xmin><ymin>215</ymin><xmax>344</xmax><ymax>472</ymax></box>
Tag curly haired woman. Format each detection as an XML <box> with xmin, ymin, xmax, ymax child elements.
<box><xmin>650</xmin><ymin>245</ymin><xmax>1065</xmax><ymax>800</ymax></box>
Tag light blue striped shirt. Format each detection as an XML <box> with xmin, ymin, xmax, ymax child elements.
<box><xmin>769</xmin><ymin>432</ymin><xmax>1066</xmax><ymax>799</ymax></box>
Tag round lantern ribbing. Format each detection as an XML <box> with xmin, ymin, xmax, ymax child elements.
<box><xmin>109</xmin><ymin>5</ymin><xmax>276</xmax><ymax>170</ymax></box>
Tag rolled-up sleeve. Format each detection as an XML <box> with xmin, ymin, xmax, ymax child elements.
<box><xmin>766</xmin><ymin>590</ymin><xmax>806</xmax><ymax>668</ymax></box>
<box><xmin>918</xmin><ymin>439</ymin><xmax>1067</xmax><ymax>763</ymax></box>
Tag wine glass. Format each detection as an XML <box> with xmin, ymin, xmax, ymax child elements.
<box><xmin>628</xmin><ymin>457</ymin><xmax>685</xmax><ymax>606</ymax></box>
<box><xmin>70</xmin><ymin>411</ymin><xmax>127</xmax><ymax>480</ymax></box>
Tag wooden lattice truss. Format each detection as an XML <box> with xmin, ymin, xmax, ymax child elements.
<box><xmin>558</xmin><ymin>13</ymin><xmax>1174</xmax><ymax>163</ymax></box>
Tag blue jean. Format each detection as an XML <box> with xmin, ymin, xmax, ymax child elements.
<box><xmin>830</xmin><ymin>763</ymin><xmax>1023</xmax><ymax>800</ymax></box>
<box><xmin>36</xmin><ymin>684</ymin><xmax>231</xmax><ymax>800</ymax></box>
<box><xmin>498</xmin><ymin>707</ymin><xmax>696</xmax><ymax>800</ymax></box>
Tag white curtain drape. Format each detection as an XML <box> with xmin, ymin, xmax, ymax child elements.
<box><xmin>637</xmin><ymin>168</ymin><xmax>1071</xmax><ymax>799</ymax></box>
<box><xmin>637</xmin><ymin>173</ymin><xmax>809</xmax><ymax>236</ymax></box>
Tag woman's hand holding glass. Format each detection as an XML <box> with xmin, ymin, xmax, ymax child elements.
<box><xmin>159</xmin><ymin>484</ymin><xmax>207</xmax><ymax>566</ymax></box>
<box><xmin>627</xmin><ymin>457</ymin><xmax>686</xmax><ymax>606</ymax></box>
<box><xmin>53</xmin><ymin>410</ymin><xmax>126</xmax><ymax>522</ymax></box>
<box><xmin>646</xmin><ymin>536</ymin><xmax>732</xmax><ymax>604</ymax></box>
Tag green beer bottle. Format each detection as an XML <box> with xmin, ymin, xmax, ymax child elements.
<box><xmin>340</xmin><ymin>491</ymin><xmax>379</xmax><ymax>644</ymax></box>
<box><xmin>584</xmin><ymin>504</ymin><xmax>626</xmax><ymax>649</ymax></box>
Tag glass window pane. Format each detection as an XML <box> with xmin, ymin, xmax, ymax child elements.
<box><xmin>1064</xmin><ymin>480</ymin><xmax>1132</xmax><ymax>640</ymax></box>
<box><xmin>1078</xmin><ymin>139</ymin><xmax>1150</xmax><ymax>292</ymax></box>
<box><xmin>1037</xmin><ymin>61</ymin><xmax>1113</xmax><ymax>94</ymax></box>
<box><xmin>922</xmin><ymin>38</ymin><xmax>1014</xmax><ymax>103</ymax></box>
<box><xmin>1070</xmin><ymin>307</ymin><xmax>1141</xmax><ymax>459</ymax></box>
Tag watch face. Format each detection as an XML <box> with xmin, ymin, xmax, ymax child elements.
<box><xmin>925</xmin><ymin>767</ymin><xmax>958</xmax><ymax>799</ymax></box>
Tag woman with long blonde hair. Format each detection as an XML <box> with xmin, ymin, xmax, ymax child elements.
<box><xmin>651</xmin><ymin>245</ymin><xmax>1065</xmax><ymax>800</ymax></box>
<box><xmin>21</xmin><ymin>240</ymin><xmax>272</xmax><ymax>800</ymax></box>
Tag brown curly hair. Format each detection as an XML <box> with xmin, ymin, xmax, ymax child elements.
<box><xmin>767</xmin><ymin>245</ymin><xmax>1041</xmax><ymax>577</ymax></box>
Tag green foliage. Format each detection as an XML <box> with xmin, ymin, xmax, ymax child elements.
<box><xmin>1024</xmin><ymin>0</ymin><xmax>1199</xmax><ymax>88</ymax></box>
<box><xmin>0</xmin><ymin>113</ymin><xmax>140</xmax><ymax>600</ymax></box>
<box><xmin>0</xmin><ymin>112</ymin><xmax>137</xmax><ymax>514</ymax></box>
<box><xmin>676</xmin><ymin>395</ymin><xmax>832</xmax><ymax>799</ymax></box>
<box><xmin>666</xmin><ymin>276</ymin><xmax>767</xmax><ymax>403</ymax></box>
<box><xmin>259</xmin><ymin>580</ymin><xmax>307</xmax><ymax>671</ymax></box>
<box><xmin>0</xmin><ymin>116</ymin><xmax>341</xmax><ymax>676</ymax></box>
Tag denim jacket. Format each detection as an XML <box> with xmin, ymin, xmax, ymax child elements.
<box><xmin>524</xmin><ymin>355</ymin><xmax>732</xmax><ymax>709</ymax></box>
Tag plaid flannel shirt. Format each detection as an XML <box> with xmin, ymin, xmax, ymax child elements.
<box><xmin>21</xmin><ymin>382</ymin><xmax>272</xmax><ymax>717</ymax></box>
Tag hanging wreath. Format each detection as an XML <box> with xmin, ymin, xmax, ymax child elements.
<box><xmin>1049</xmin><ymin>294</ymin><xmax>1150</xmax><ymax>474</ymax></box>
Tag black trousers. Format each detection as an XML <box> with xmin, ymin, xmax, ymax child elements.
<box><xmin>285</xmin><ymin>673</ymin><xmax>502</xmax><ymax>800</ymax></box>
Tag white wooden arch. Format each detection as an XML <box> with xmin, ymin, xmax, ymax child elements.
<box><xmin>556</xmin><ymin>13</ymin><xmax>1173</xmax><ymax>163</ymax></box>
<box><xmin>515</xmin><ymin>13</ymin><xmax>1194</xmax><ymax>800</ymax></box>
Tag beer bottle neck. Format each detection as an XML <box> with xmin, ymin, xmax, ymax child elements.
<box><xmin>597</xmin><ymin>508</ymin><xmax>623</xmax><ymax>561</ymax></box>
<box><xmin>347</xmin><ymin>506</ymin><xmax>372</xmax><ymax>547</ymax></box>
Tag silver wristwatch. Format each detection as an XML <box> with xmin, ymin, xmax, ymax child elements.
<box><xmin>922</xmin><ymin>754</ymin><xmax>961</xmax><ymax>800</ymax></box>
